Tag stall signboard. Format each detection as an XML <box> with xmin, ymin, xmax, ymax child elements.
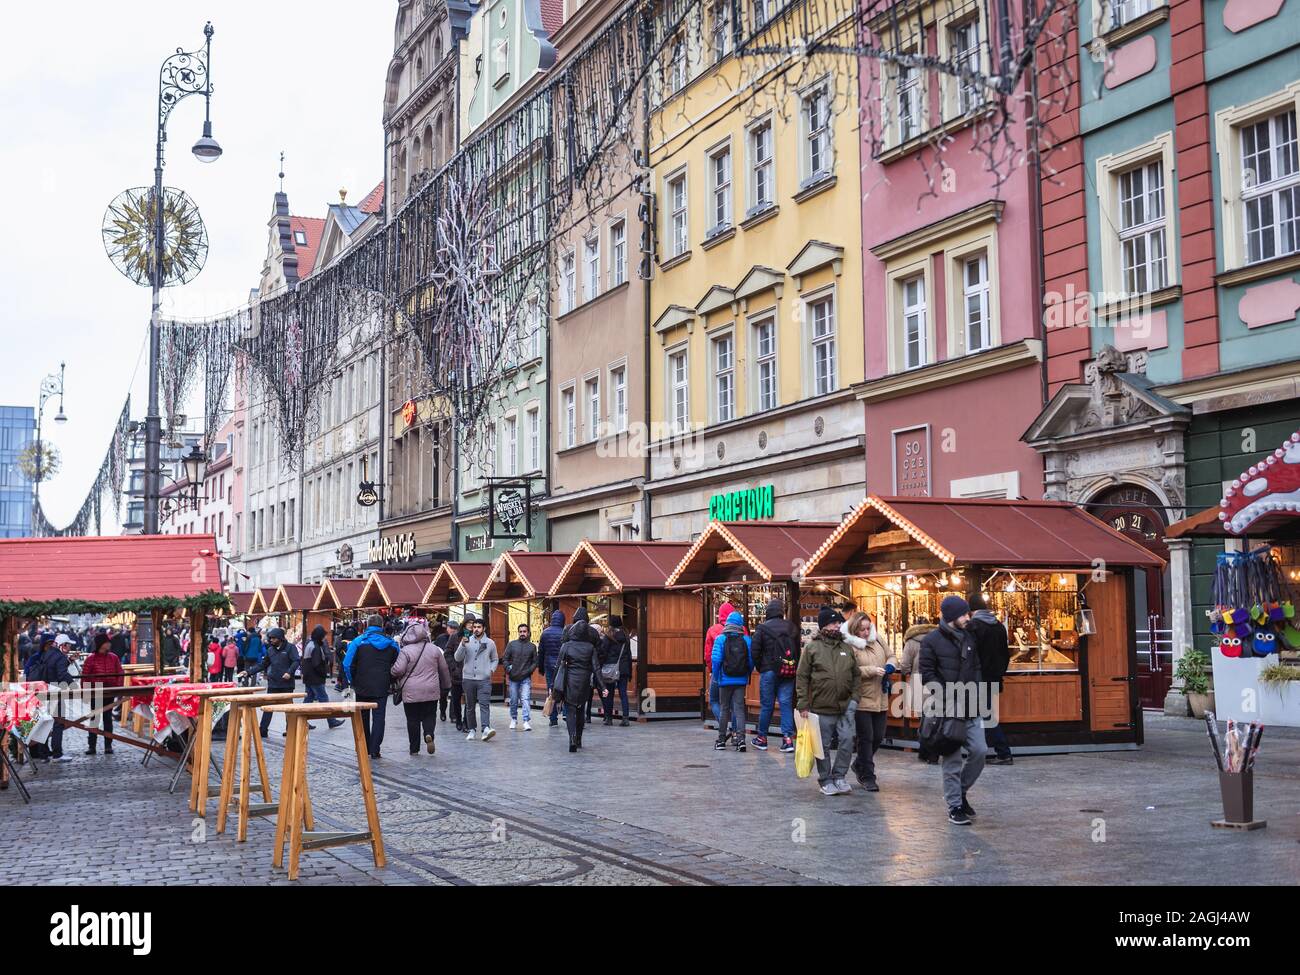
<box><xmin>134</xmin><ymin>616</ymin><xmax>154</xmax><ymax>666</ymax></box>
<box><xmin>892</xmin><ymin>425</ymin><xmax>931</xmax><ymax>497</ymax></box>
<box><xmin>368</xmin><ymin>532</ymin><xmax>416</xmax><ymax>565</ymax></box>
<box><xmin>488</xmin><ymin>479</ymin><xmax>532</xmax><ymax>540</ymax></box>
<box><xmin>708</xmin><ymin>484</ymin><xmax>775</xmax><ymax>522</ymax></box>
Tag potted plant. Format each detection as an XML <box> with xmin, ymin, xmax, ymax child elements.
<box><xmin>1176</xmin><ymin>647</ymin><xmax>1214</xmax><ymax>718</ymax></box>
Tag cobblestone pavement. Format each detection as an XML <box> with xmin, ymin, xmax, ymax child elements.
<box><xmin>3</xmin><ymin>700</ymin><xmax>1297</xmax><ymax>885</ymax></box>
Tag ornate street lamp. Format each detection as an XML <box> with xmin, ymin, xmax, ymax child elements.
<box><xmin>28</xmin><ymin>362</ymin><xmax>68</xmax><ymax>518</ymax></box>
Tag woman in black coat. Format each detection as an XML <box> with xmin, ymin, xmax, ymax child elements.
<box><xmin>556</xmin><ymin>619</ymin><xmax>606</xmax><ymax>752</ymax></box>
<box><xmin>598</xmin><ymin>617</ymin><xmax>633</xmax><ymax>726</ymax></box>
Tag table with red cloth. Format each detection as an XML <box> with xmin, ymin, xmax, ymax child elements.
<box><xmin>0</xmin><ymin>686</ymin><xmax>43</xmax><ymax>734</ymax></box>
<box><xmin>151</xmin><ymin>682</ymin><xmax>236</xmax><ymax>738</ymax></box>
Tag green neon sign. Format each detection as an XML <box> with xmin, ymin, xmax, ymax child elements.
<box><xmin>709</xmin><ymin>484</ymin><xmax>775</xmax><ymax>522</ymax></box>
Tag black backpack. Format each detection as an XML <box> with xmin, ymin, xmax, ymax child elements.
<box><xmin>776</xmin><ymin>629</ymin><xmax>798</xmax><ymax>678</ymax></box>
<box><xmin>721</xmin><ymin>632</ymin><xmax>750</xmax><ymax>678</ymax></box>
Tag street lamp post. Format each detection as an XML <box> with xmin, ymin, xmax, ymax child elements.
<box><xmin>32</xmin><ymin>361</ymin><xmax>68</xmax><ymax>517</ymax></box>
<box><xmin>144</xmin><ymin>23</ymin><xmax>221</xmax><ymax>535</ymax></box>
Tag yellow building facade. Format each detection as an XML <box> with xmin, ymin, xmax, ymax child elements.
<box><xmin>646</xmin><ymin>1</ymin><xmax>866</xmax><ymax>541</ymax></box>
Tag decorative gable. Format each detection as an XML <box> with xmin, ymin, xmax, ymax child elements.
<box><xmin>786</xmin><ymin>240</ymin><xmax>844</xmax><ymax>290</ymax></box>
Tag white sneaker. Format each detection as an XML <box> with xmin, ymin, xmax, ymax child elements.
<box><xmin>509</xmin><ymin>719</ymin><xmax>517</xmax><ymax>730</ymax></box>
<box><xmin>523</xmin><ymin>721</ymin><xmax>532</xmax><ymax>731</ymax></box>
<box><xmin>819</xmin><ymin>782</ymin><xmax>838</xmax><ymax>796</ymax></box>
<box><xmin>466</xmin><ymin>730</ymin><xmax>476</xmax><ymax>741</ymax></box>
<box><xmin>482</xmin><ymin>726</ymin><xmax>496</xmax><ymax>741</ymax></box>
<box><xmin>834</xmin><ymin>778</ymin><xmax>853</xmax><ymax>795</ymax></box>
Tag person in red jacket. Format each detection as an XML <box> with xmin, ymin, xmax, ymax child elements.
<box><xmin>705</xmin><ymin>602</ymin><xmax>743</xmax><ymax>732</ymax></box>
<box><xmin>80</xmin><ymin>634</ymin><xmax>124</xmax><ymax>755</ymax></box>
<box><xmin>206</xmin><ymin>638</ymin><xmax>223</xmax><ymax>681</ymax></box>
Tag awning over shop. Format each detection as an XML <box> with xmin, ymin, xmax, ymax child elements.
<box><xmin>1217</xmin><ymin>430</ymin><xmax>1300</xmax><ymax>536</ymax></box>
<box><xmin>255</xmin><ymin>587</ymin><xmax>278</xmax><ymax>615</ymax></box>
<box><xmin>478</xmin><ymin>551</ymin><xmax>571</xmax><ymax>601</ymax></box>
<box><xmin>227</xmin><ymin>591</ymin><xmax>257</xmax><ymax>615</ymax></box>
<box><xmin>665</xmin><ymin>522</ymin><xmax>841</xmax><ymax>586</ymax></box>
<box><xmin>804</xmin><ymin>495</ymin><xmax>1165</xmax><ymax>577</ymax></box>
<box><xmin>421</xmin><ymin>561</ymin><xmax>494</xmax><ymax>606</ymax></box>
<box><xmin>312</xmin><ymin>577</ymin><xmax>369</xmax><ymax>612</ymax></box>
<box><xmin>358</xmin><ymin>571</ymin><xmax>439</xmax><ymax>608</ymax></box>
<box><xmin>268</xmin><ymin>584</ymin><xmax>319</xmax><ymax>613</ymax></box>
<box><xmin>551</xmin><ymin>540</ymin><xmax>692</xmax><ymax>595</ymax></box>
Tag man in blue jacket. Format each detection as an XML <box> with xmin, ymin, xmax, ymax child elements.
<box><xmin>236</xmin><ymin>622</ymin><xmax>264</xmax><ymax>686</ymax></box>
<box><xmin>538</xmin><ymin>609</ymin><xmax>566</xmax><ymax>726</ymax></box>
<box><xmin>343</xmin><ymin>614</ymin><xmax>401</xmax><ymax>758</ymax></box>
<box><xmin>711</xmin><ymin>611</ymin><xmax>753</xmax><ymax>753</ymax></box>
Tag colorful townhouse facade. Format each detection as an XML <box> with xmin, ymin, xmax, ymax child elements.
<box><xmin>1024</xmin><ymin>0</ymin><xmax>1300</xmax><ymax>710</ymax></box>
<box><xmin>645</xmin><ymin>0</ymin><xmax>867</xmax><ymax>542</ymax></box>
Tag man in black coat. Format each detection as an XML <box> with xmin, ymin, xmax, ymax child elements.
<box><xmin>247</xmin><ymin>627</ymin><xmax>301</xmax><ymax>737</ymax></box>
<box><xmin>966</xmin><ymin>592</ymin><xmax>1012</xmax><ymax>765</ymax></box>
<box><xmin>918</xmin><ymin>595</ymin><xmax>987</xmax><ymax>826</ymax></box>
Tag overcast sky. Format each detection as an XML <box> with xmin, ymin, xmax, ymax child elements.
<box><xmin>0</xmin><ymin>2</ymin><xmax>394</xmax><ymax>528</ymax></box>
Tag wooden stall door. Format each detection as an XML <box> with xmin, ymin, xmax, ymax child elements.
<box><xmin>645</xmin><ymin>590</ymin><xmax>705</xmax><ymax>716</ymax></box>
<box><xmin>488</xmin><ymin>604</ymin><xmax>510</xmax><ymax>698</ymax></box>
<box><xmin>1086</xmin><ymin>573</ymin><xmax>1135</xmax><ymax>733</ymax></box>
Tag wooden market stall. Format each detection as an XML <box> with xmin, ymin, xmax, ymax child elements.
<box><xmin>802</xmin><ymin>495</ymin><xmax>1166</xmax><ymax>751</ymax></box>
<box><xmin>550</xmin><ymin>540</ymin><xmax>697</xmax><ymax>717</ymax></box>
<box><xmin>228</xmin><ymin>591</ymin><xmax>259</xmax><ymax>618</ymax></box>
<box><xmin>313</xmin><ymin>578</ymin><xmax>368</xmax><ymax>618</ymax></box>
<box><xmin>664</xmin><ymin>521</ymin><xmax>841</xmax><ymax>721</ymax></box>
<box><xmin>268</xmin><ymin>584</ymin><xmax>331</xmax><ymax>647</ymax></box>
<box><xmin>357</xmin><ymin>572</ymin><xmax>439</xmax><ymax>617</ymax></box>
<box><xmin>477</xmin><ymin>551</ymin><xmax>572</xmax><ymax>699</ymax></box>
<box><xmin>419</xmin><ymin>561</ymin><xmax>495</xmax><ymax>622</ymax></box>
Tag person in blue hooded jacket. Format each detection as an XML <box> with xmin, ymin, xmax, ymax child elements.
<box><xmin>538</xmin><ymin>609</ymin><xmax>567</xmax><ymax>727</ymax></box>
<box><xmin>343</xmin><ymin>615</ymin><xmax>401</xmax><ymax>758</ymax></box>
<box><xmin>710</xmin><ymin>611</ymin><xmax>753</xmax><ymax>753</ymax></box>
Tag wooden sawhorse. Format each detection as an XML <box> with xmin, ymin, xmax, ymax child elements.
<box><xmin>261</xmin><ymin>702</ymin><xmax>386</xmax><ymax>881</ymax></box>
<box><xmin>214</xmin><ymin>692</ymin><xmax>306</xmax><ymax>841</ymax></box>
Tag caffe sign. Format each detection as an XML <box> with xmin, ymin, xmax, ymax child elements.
<box><xmin>368</xmin><ymin>531</ymin><xmax>416</xmax><ymax>565</ymax></box>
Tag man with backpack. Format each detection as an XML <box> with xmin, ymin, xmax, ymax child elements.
<box><xmin>710</xmin><ymin>610</ymin><xmax>753</xmax><ymax>753</ymax></box>
<box><xmin>750</xmin><ymin>598</ymin><xmax>799</xmax><ymax>753</ymax></box>
<box><xmin>795</xmin><ymin>608</ymin><xmax>859</xmax><ymax>795</ymax></box>
<box><xmin>918</xmin><ymin>595</ymin><xmax>986</xmax><ymax>825</ymax></box>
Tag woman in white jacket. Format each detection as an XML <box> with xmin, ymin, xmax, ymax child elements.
<box><xmin>844</xmin><ymin>611</ymin><xmax>897</xmax><ymax>791</ymax></box>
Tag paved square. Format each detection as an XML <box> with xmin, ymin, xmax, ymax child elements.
<box><xmin>3</xmin><ymin>701</ymin><xmax>1296</xmax><ymax>885</ymax></box>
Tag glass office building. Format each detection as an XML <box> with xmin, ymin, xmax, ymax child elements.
<box><xmin>0</xmin><ymin>406</ymin><xmax>35</xmax><ymax>537</ymax></box>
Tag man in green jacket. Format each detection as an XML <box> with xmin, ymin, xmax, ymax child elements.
<box><xmin>796</xmin><ymin>607</ymin><xmax>860</xmax><ymax>796</ymax></box>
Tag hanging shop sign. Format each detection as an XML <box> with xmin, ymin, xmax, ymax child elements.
<box><xmin>338</xmin><ymin>543</ymin><xmax>354</xmax><ymax>566</ymax></box>
<box><xmin>401</xmin><ymin>400</ymin><xmax>417</xmax><ymax>426</ymax></box>
<box><xmin>465</xmin><ymin>533</ymin><xmax>489</xmax><ymax>552</ymax></box>
<box><xmin>892</xmin><ymin>425</ymin><xmax>931</xmax><ymax>497</ymax></box>
<box><xmin>368</xmin><ymin>531</ymin><xmax>416</xmax><ymax>565</ymax></box>
<box><xmin>356</xmin><ymin>481</ymin><xmax>380</xmax><ymax>507</ymax></box>
<box><xmin>488</xmin><ymin>479</ymin><xmax>532</xmax><ymax>540</ymax></box>
<box><xmin>709</xmin><ymin>484</ymin><xmax>775</xmax><ymax>521</ymax></box>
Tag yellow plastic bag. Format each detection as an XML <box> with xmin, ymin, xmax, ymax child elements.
<box><xmin>795</xmin><ymin>724</ymin><xmax>815</xmax><ymax>778</ymax></box>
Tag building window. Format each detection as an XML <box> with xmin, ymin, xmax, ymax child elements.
<box><xmin>962</xmin><ymin>253</ymin><xmax>991</xmax><ymax>352</ymax></box>
<box><xmin>502</xmin><ymin>414</ymin><xmax>518</xmax><ymax>476</ymax></box>
<box><xmin>948</xmin><ymin>19</ymin><xmax>982</xmax><ymax>117</ymax></box>
<box><xmin>903</xmin><ymin>276</ymin><xmax>927</xmax><ymax>369</ymax></box>
<box><xmin>752</xmin><ymin>0</ymin><xmax>772</xmax><ymax>28</ymax></box>
<box><xmin>294</xmin><ymin>230</ymin><xmax>307</xmax><ymax>246</ymax></box>
<box><xmin>584</xmin><ymin>236</ymin><xmax>600</xmax><ymax>301</ymax></box>
<box><xmin>749</xmin><ymin>120</ymin><xmax>774</xmax><ymax>212</ymax></box>
<box><xmin>560</xmin><ymin>250</ymin><xmax>576</xmax><ymax>313</ymax></box>
<box><xmin>667</xmin><ymin>36</ymin><xmax>687</xmax><ymax>92</ymax></box>
<box><xmin>713</xmin><ymin>333</ymin><xmax>735</xmax><ymax>423</ymax></box>
<box><xmin>609</xmin><ymin>220</ymin><xmax>627</xmax><ymax>286</ymax></box>
<box><xmin>710</xmin><ymin>0</ymin><xmax>731</xmax><ymax>62</ymax></box>
<box><xmin>1241</xmin><ymin>109</ymin><xmax>1299</xmax><ymax>264</ymax></box>
<box><xmin>753</xmin><ymin>317</ymin><xmax>778</xmax><ymax>412</ymax></box>
<box><xmin>802</xmin><ymin>85</ymin><xmax>832</xmax><ymax>181</ymax></box>
<box><xmin>669</xmin><ymin>349</ymin><xmax>689</xmax><ymax>433</ymax></box>
<box><xmin>896</xmin><ymin>59</ymin><xmax>923</xmax><ymax>144</ymax></box>
<box><xmin>526</xmin><ymin>406</ymin><xmax>540</xmax><ymax>471</ymax></box>
<box><xmin>562</xmin><ymin>387</ymin><xmax>576</xmax><ymax>448</ymax></box>
<box><xmin>585</xmin><ymin>377</ymin><xmax>600</xmax><ymax>441</ymax></box>
<box><xmin>809</xmin><ymin>297</ymin><xmax>837</xmax><ymax>395</ymax></box>
<box><xmin>1109</xmin><ymin>0</ymin><xmax>1155</xmax><ymax>29</ymax></box>
<box><xmin>611</xmin><ymin>366</ymin><xmax>628</xmax><ymax>433</ymax></box>
<box><xmin>709</xmin><ymin>145</ymin><xmax>732</xmax><ymax>232</ymax></box>
<box><xmin>1118</xmin><ymin>160</ymin><xmax>1169</xmax><ymax>293</ymax></box>
<box><xmin>667</xmin><ymin>171</ymin><xmax>688</xmax><ymax>257</ymax></box>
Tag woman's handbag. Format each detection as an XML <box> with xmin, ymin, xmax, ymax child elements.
<box><xmin>542</xmin><ymin>694</ymin><xmax>556</xmax><ymax>718</ymax></box>
<box><xmin>552</xmin><ymin>652</ymin><xmax>570</xmax><ymax>703</ymax></box>
<box><xmin>391</xmin><ymin>643</ymin><xmax>426</xmax><ymax>706</ymax></box>
<box><xmin>599</xmin><ymin>644</ymin><xmax>626</xmax><ymax>685</ymax></box>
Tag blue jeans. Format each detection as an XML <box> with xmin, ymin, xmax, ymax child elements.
<box><xmin>302</xmin><ymin>683</ymin><xmax>330</xmax><ymax>705</ymax></box>
<box><xmin>756</xmin><ymin>672</ymin><xmax>796</xmax><ymax>738</ymax></box>
<box><xmin>985</xmin><ymin>720</ymin><xmax>1011</xmax><ymax>759</ymax></box>
<box><xmin>508</xmin><ymin>679</ymin><xmax>532</xmax><ymax>722</ymax></box>
<box><xmin>603</xmin><ymin>677</ymin><xmax>630</xmax><ymax>718</ymax></box>
<box><xmin>709</xmin><ymin>674</ymin><xmax>721</xmax><ymax>723</ymax></box>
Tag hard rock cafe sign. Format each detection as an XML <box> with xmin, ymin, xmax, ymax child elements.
<box><xmin>368</xmin><ymin>531</ymin><xmax>416</xmax><ymax>565</ymax></box>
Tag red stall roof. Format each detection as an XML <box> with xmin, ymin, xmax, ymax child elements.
<box><xmin>479</xmin><ymin>551</ymin><xmax>571</xmax><ymax>601</ymax></box>
<box><xmin>228</xmin><ymin>591</ymin><xmax>257</xmax><ymax>615</ymax></box>
<box><xmin>255</xmin><ymin>587</ymin><xmax>279</xmax><ymax>614</ymax></box>
<box><xmin>422</xmin><ymin>562</ymin><xmax>494</xmax><ymax>606</ymax></box>
<box><xmin>0</xmin><ymin>534</ymin><xmax>222</xmax><ymax>604</ymax></box>
<box><xmin>552</xmin><ymin>540</ymin><xmax>693</xmax><ymax>594</ymax></box>
<box><xmin>666</xmin><ymin>522</ymin><xmax>841</xmax><ymax>586</ymax></box>
<box><xmin>359</xmin><ymin>571</ymin><xmax>438</xmax><ymax>608</ymax></box>
<box><xmin>269</xmin><ymin>584</ymin><xmax>319</xmax><ymax>613</ymax></box>
<box><xmin>313</xmin><ymin>577</ymin><xmax>369</xmax><ymax>612</ymax></box>
<box><xmin>804</xmin><ymin>496</ymin><xmax>1166</xmax><ymax>576</ymax></box>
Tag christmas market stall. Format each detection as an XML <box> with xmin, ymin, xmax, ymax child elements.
<box><xmin>312</xmin><ymin>577</ymin><xmax>369</xmax><ymax>629</ymax></box>
<box><xmin>419</xmin><ymin>561</ymin><xmax>494</xmax><ymax>624</ymax></box>
<box><xmin>802</xmin><ymin>495</ymin><xmax>1165</xmax><ymax>751</ymax></box>
<box><xmin>357</xmin><ymin>571</ymin><xmax>439</xmax><ymax>620</ymax></box>
<box><xmin>550</xmin><ymin>540</ymin><xmax>696</xmax><ymax>718</ymax></box>
<box><xmin>664</xmin><ymin>521</ymin><xmax>842</xmax><ymax>722</ymax></box>
<box><xmin>268</xmin><ymin>584</ymin><xmax>331</xmax><ymax>648</ymax></box>
<box><xmin>1165</xmin><ymin>430</ymin><xmax>1300</xmax><ymax>726</ymax></box>
<box><xmin>477</xmin><ymin>551</ymin><xmax>572</xmax><ymax>700</ymax></box>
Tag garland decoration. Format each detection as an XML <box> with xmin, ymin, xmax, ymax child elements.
<box><xmin>0</xmin><ymin>590</ymin><xmax>232</xmax><ymax>621</ymax></box>
<box><xmin>31</xmin><ymin>399</ymin><xmax>132</xmax><ymax>538</ymax></box>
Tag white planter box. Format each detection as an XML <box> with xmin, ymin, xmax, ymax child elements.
<box><xmin>1210</xmin><ymin>650</ymin><xmax>1300</xmax><ymax>726</ymax></box>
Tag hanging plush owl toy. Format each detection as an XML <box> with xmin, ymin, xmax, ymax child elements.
<box><xmin>1217</xmin><ymin>634</ymin><xmax>1244</xmax><ymax>658</ymax></box>
<box><xmin>1252</xmin><ymin>628</ymin><xmax>1279</xmax><ymax>656</ymax></box>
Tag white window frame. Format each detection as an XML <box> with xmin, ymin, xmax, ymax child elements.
<box><xmin>960</xmin><ymin>252</ymin><xmax>992</xmax><ymax>353</ymax></box>
<box><xmin>609</xmin><ymin>218</ymin><xmax>627</xmax><ymax>287</ymax></box>
<box><xmin>1241</xmin><ymin>108</ymin><xmax>1300</xmax><ymax>265</ymax></box>
<box><xmin>708</xmin><ymin>141</ymin><xmax>733</xmax><ymax>233</ymax></box>
<box><xmin>585</xmin><ymin>374</ymin><xmax>601</xmax><ymax>442</ymax></box>
<box><xmin>805</xmin><ymin>290</ymin><xmax>838</xmax><ymax>396</ymax></box>
<box><xmin>942</xmin><ymin>16</ymin><xmax>985</xmax><ymax>119</ymax></box>
<box><xmin>667</xmin><ymin>345</ymin><xmax>690</xmax><ymax>434</ymax></box>
<box><xmin>800</xmin><ymin>81</ymin><xmax>834</xmax><ymax>183</ymax></box>
<box><xmin>560</xmin><ymin>250</ymin><xmax>577</xmax><ymax>314</ymax></box>
<box><xmin>712</xmin><ymin>330</ymin><xmax>736</xmax><ymax>423</ymax></box>
<box><xmin>1215</xmin><ymin>84</ymin><xmax>1300</xmax><ymax>271</ymax></box>
<box><xmin>1096</xmin><ymin>133</ymin><xmax>1177</xmax><ymax>295</ymax></box>
<box><xmin>751</xmin><ymin>314</ymin><xmax>779</xmax><ymax>412</ymax></box>
<box><xmin>1118</xmin><ymin>161</ymin><xmax>1169</xmax><ymax>294</ymax></box>
<box><xmin>561</xmin><ymin>385</ymin><xmax>577</xmax><ymax>449</ymax></box>
<box><xmin>895</xmin><ymin>55</ymin><xmax>924</xmax><ymax>145</ymax></box>
<box><xmin>884</xmin><ymin>258</ymin><xmax>933</xmax><ymax>373</ymax></box>
<box><xmin>610</xmin><ymin>363</ymin><xmax>628</xmax><ymax>433</ymax></box>
<box><xmin>584</xmin><ymin>234</ymin><xmax>601</xmax><ymax>302</ymax></box>
<box><xmin>666</xmin><ymin>168</ymin><xmax>689</xmax><ymax>257</ymax></box>
<box><xmin>710</xmin><ymin>0</ymin><xmax>732</xmax><ymax>63</ymax></box>
<box><xmin>747</xmin><ymin>117</ymin><xmax>775</xmax><ymax>215</ymax></box>
<box><xmin>526</xmin><ymin>405</ymin><xmax>541</xmax><ymax>472</ymax></box>
<box><xmin>502</xmin><ymin>413</ymin><xmax>518</xmax><ymax>477</ymax></box>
